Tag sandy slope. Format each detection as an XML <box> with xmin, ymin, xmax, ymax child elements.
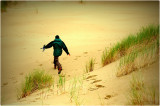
<box><xmin>1</xmin><ymin>1</ymin><xmax>159</xmax><ymax>105</ymax></box>
<box><xmin>11</xmin><ymin>59</ymin><xmax>159</xmax><ymax>105</ymax></box>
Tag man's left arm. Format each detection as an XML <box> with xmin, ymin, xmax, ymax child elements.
<box><xmin>62</xmin><ymin>41</ymin><xmax>70</xmax><ymax>55</ymax></box>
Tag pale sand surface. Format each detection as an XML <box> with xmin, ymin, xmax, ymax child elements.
<box><xmin>1</xmin><ymin>1</ymin><xmax>159</xmax><ymax>105</ymax></box>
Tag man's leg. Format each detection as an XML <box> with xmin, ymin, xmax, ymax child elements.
<box><xmin>54</xmin><ymin>57</ymin><xmax>57</xmax><ymax>69</ymax></box>
<box><xmin>54</xmin><ymin>56</ymin><xmax>62</xmax><ymax>74</ymax></box>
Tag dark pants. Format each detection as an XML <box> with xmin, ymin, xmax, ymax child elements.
<box><xmin>54</xmin><ymin>56</ymin><xmax>62</xmax><ymax>70</ymax></box>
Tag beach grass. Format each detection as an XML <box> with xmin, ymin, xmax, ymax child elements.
<box><xmin>85</xmin><ymin>58</ymin><xmax>95</xmax><ymax>73</ymax></box>
<box><xmin>57</xmin><ymin>74</ymin><xmax>66</xmax><ymax>93</ymax></box>
<box><xmin>128</xmin><ymin>73</ymin><xmax>159</xmax><ymax>105</ymax></box>
<box><xmin>116</xmin><ymin>41</ymin><xmax>158</xmax><ymax>77</ymax></box>
<box><xmin>17</xmin><ymin>69</ymin><xmax>53</xmax><ymax>99</ymax></box>
<box><xmin>69</xmin><ymin>76</ymin><xmax>84</xmax><ymax>105</ymax></box>
<box><xmin>102</xmin><ymin>24</ymin><xmax>159</xmax><ymax>66</ymax></box>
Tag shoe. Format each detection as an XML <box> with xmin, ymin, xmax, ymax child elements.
<box><xmin>58</xmin><ymin>68</ymin><xmax>62</xmax><ymax>74</ymax></box>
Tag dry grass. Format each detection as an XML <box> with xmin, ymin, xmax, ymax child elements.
<box><xmin>85</xmin><ymin>58</ymin><xmax>95</xmax><ymax>73</ymax></box>
<box><xmin>128</xmin><ymin>73</ymin><xmax>159</xmax><ymax>105</ymax></box>
<box><xmin>69</xmin><ymin>76</ymin><xmax>84</xmax><ymax>106</ymax></box>
<box><xmin>116</xmin><ymin>41</ymin><xmax>158</xmax><ymax>77</ymax></box>
<box><xmin>56</xmin><ymin>74</ymin><xmax>66</xmax><ymax>94</ymax></box>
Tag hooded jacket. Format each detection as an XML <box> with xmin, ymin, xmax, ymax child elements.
<box><xmin>44</xmin><ymin>38</ymin><xmax>69</xmax><ymax>57</ymax></box>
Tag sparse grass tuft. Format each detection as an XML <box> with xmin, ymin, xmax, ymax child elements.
<box><xmin>98</xmin><ymin>93</ymin><xmax>104</xmax><ymax>105</ymax></box>
<box><xmin>89</xmin><ymin>58</ymin><xmax>95</xmax><ymax>72</ymax></box>
<box><xmin>102</xmin><ymin>24</ymin><xmax>159</xmax><ymax>66</ymax></box>
<box><xmin>17</xmin><ymin>69</ymin><xmax>53</xmax><ymax>99</ymax></box>
<box><xmin>69</xmin><ymin>76</ymin><xmax>84</xmax><ymax>106</ymax></box>
<box><xmin>57</xmin><ymin>74</ymin><xmax>66</xmax><ymax>93</ymax></box>
<box><xmin>130</xmin><ymin>72</ymin><xmax>144</xmax><ymax>91</ymax></box>
<box><xmin>85</xmin><ymin>58</ymin><xmax>95</xmax><ymax>73</ymax></box>
<box><xmin>128</xmin><ymin>73</ymin><xmax>159</xmax><ymax>105</ymax></box>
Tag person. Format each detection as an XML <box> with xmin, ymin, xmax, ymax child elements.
<box><xmin>42</xmin><ymin>35</ymin><xmax>70</xmax><ymax>74</ymax></box>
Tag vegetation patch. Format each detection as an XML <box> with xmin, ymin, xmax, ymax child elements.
<box><xmin>17</xmin><ymin>69</ymin><xmax>53</xmax><ymax>99</ymax></box>
<box><xmin>117</xmin><ymin>41</ymin><xmax>158</xmax><ymax>77</ymax></box>
<box><xmin>102</xmin><ymin>24</ymin><xmax>159</xmax><ymax>66</ymax></box>
<box><xmin>56</xmin><ymin>74</ymin><xmax>66</xmax><ymax>94</ymax></box>
<box><xmin>69</xmin><ymin>76</ymin><xmax>84</xmax><ymax>105</ymax></box>
<box><xmin>85</xmin><ymin>58</ymin><xmax>95</xmax><ymax>73</ymax></box>
<box><xmin>128</xmin><ymin>73</ymin><xmax>159</xmax><ymax>105</ymax></box>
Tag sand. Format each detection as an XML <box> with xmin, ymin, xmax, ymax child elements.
<box><xmin>1</xmin><ymin>1</ymin><xmax>159</xmax><ymax>105</ymax></box>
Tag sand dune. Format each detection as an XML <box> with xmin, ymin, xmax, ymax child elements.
<box><xmin>1</xmin><ymin>1</ymin><xmax>159</xmax><ymax>105</ymax></box>
<box><xmin>11</xmin><ymin>59</ymin><xmax>159</xmax><ymax>105</ymax></box>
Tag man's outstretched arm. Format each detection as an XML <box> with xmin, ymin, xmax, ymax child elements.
<box><xmin>44</xmin><ymin>41</ymin><xmax>54</xmax><ymax>49</ymax></box>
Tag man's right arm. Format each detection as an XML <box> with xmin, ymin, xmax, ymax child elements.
<box><xmin>44</xmin><ymin>41</ymin><xmax>54</xmax><ymax>49</ymax></box>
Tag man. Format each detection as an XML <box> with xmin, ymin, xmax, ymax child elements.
<box><xmin>42</xmin><ymin>35</ymin><xmax>70</xmax><ymax>74</ymax></box>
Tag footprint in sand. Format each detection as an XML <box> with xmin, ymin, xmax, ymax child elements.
<box><xmin>39</xmin><ymin>64</ymin><xmax>43</xmax><ymax>66</ymax></box>
<box><xmin>88</xmin><ymin>87</ymin><xmax>98</xmax><ymax>91</ymax></box>
<box><xmin>3</xmin><ymin>82</ymin><xmax>8</xmax><ymax>86</ymax></box>
<box><xmin>68</xmin><ymin>75</ymin><xmax>70</xmax><ymax>77</ymax></box>
<box><xmin>19</xmin><ymin>72</ymin><xmax>23</xmax><ymax>75</ymax></box>
<box><xmin>95</xmin><ymin>84</ymin><xmax>105</xmax><ymax>88</ymax></box>
<box><xmin>104</xmin><ymin>93</ymin><xmax>117</xmax><ymax>100</ymax></box>
<box><xmin>83</xmin><ymin>52</ymin><xmax>88</xmax><ymax>54</ymax></box>
<box><xmin>86</xmin><ymin>75</ymin><xmax>97</xmax><ymax>79</ymax></box>
<box><xmin>104</xmin><ymin>95</ymin><xmax>112</xmax><ymax>99</ymax></box>
<box><xmin>88</xmin><ymin>84</ymin><xmax>105</xmax><ymax>91</ymax></box>
<box><xmin>91</xmin><ymin>80</ymin><xmax>102</xmax><ymax>84</ymax></box>
<box><xmin>74</xmin><ymin>55</ymin><xmax>81</xmax><ymax>60</ymax></box>
<box><xmin>74</xmin><ymin>58</ymin><xmax>78</xmax><ymax>60</ymax></box>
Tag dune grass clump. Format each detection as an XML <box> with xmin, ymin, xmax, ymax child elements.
<box><xmin>117</xmin><ymin>41</ymin><xmax>158</xmax><ymax>77</ymax></box>
<box><xmin>102</xmin><ymin>24</ymin><xmax>159</xmax><ymax>66</ymax></box>
<box><xmin>85</xmin><ymin>58</ymin><xmax>95</xmax><ymax>73</ymax></box>
<box><xmin>17</xmin><ymin>69</ymin><xmax>53</xmax><ymax>99</ymax></box>
<box><xmin>128</xmin><ymin>73</ymin><xmax>159</xmax><ymax>105</ymax></box>
<box><xmin>89</xmin><ymin>58</ymin><xmax>95</xmax><ymax>72</ymax></box>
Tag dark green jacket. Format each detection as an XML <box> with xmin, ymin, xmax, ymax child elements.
<box><xmin>44</xmin><ymin>38</ymin><xmax>69</xmax><ymax>57</ymax></box>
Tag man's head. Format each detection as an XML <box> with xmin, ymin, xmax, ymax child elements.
<box><xmin>55</xmin><ymin>35</ymin><xmax>59</xmax><ymax>39</ymax></box>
